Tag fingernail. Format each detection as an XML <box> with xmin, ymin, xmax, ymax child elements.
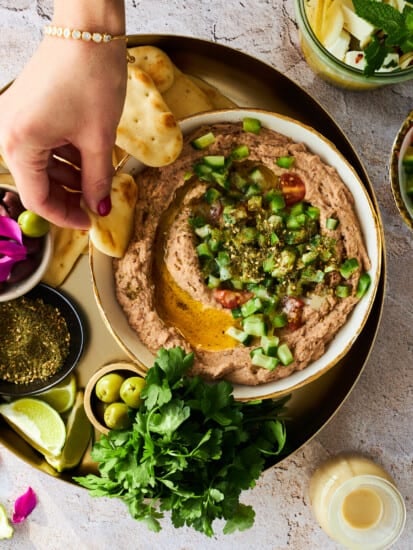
<box><xmin>97</xmin><ymin>195</ymin><xmax>112</xmax><ymax>217</ymax></box>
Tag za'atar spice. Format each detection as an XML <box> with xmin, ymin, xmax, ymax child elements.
<box><xmin>0</xmin><ymin>296</ymin><xmax>70</xmax><ymax>384</ymax></box>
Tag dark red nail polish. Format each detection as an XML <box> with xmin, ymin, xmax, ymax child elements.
<box><xmin>97</xmin><ymin>195</ymin><xmax>112</xmax><ymax>217</ymax></box>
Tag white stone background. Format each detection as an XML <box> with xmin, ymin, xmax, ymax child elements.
<box><xmin>0</xmin><ymin>1</ymin><xmax>412</xmax><ymax>549</ymax></box>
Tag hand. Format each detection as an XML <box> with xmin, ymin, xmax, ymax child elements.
<box><xmin>0</xmin><ymin>36</ymin><xmax>127</xmax><ymax>228</ymax></box>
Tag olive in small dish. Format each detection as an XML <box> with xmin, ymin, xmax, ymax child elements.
<box><xmin>84</xmin><ymin>362</ymin><xmax>145</xmax><ymax>435</ymax></box>
<box><xmin>0</xmin><ymin>184</ymin><xmax>53</xmax><ymax>301</ymax></box>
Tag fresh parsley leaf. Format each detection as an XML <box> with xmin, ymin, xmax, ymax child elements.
<box><xmin>75</xmin><ymin>347</ymin><xmax>289</xmax><ymax>537</ymax></box>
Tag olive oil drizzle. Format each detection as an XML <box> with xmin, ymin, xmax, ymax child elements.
<box><xmin>153</xmin><ymin>181</ymin><xmax>236</xmax><ymax>352</ymax></box>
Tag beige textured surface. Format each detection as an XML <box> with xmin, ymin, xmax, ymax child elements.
<box><xmin>0</xmin><ymin>1</ymin><xmax>412</xmax><ymax>549</ymax></box>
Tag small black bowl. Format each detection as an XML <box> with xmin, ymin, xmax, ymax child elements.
<box><xmin>0</xmin><ymin>283</ymin><xmax>85</xmax><ymax>398</ymax></box>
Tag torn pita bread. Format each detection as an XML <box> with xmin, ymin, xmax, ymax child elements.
<box><xmin>127</xmin><ymin>45</ymin><xmax>175</xmax><ymax>93</ymax></box>
<box><xmin>116</xmin><ymin>66</ymin><xmax>183</xmax><ymax>167</ymax></box>
<box><xmin>42</xmin><ymin>225</ymin><xmax>89</xmax><ymax>287</ymax></box>
<box><xmin>162</xmin><ymin>66</ymin><xmax>214</xmax><ymax>119</ymax></box>
<box><xmin>188</xmin><ymin>75</ymin><xmax>238</xmax><ymax>109</ymax></box>
<box><xmin>87</xmin><ymin>173</ymin><xmax>138</xmax><ymax>258</ymax></box>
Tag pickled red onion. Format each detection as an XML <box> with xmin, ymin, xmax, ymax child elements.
<box><xmin>0</xmin><ymin>215</ymin><xmax>27</xmax><ymax>282</ymax></box>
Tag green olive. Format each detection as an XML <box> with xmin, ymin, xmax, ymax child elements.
<box><xmin>95</xmin><ymin>373</ymin><xmax>125</xmax><ymax>403</ymax></box>
<box><xmin>103</xmin><ymin>402</ymin><xmax>131</xmax><ymax>430</ymax></box>
<box><xmin>120</xmin><ymin>376</ymin><xmax>145</xmax><ymax>408</ymax></box>
<box><xmin>17</xmin><ymin>210</ymin><xmax>50</xmax><ymax>238</ymax></box>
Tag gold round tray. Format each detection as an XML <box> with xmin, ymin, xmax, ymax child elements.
<box><xmin>0</xmin><ymin>35</ymin><xmax>385</xmax><ymax>483</ymax></box>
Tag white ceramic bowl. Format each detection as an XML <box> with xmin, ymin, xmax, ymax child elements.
<box><xmin>0</xmin><ymin>184</ymin><xmax>53</xmax><ymax>302</ymax></box>
<box><xmin>90</xmin><ymin>108</ymin><xmax>382</xmax><ymax>400</ymax></box>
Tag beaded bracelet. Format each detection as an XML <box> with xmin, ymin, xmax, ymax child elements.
<box><xmin>44</xmin><ymin>25</ymin><xmax>127</xmax><ymax>44</ymax></box>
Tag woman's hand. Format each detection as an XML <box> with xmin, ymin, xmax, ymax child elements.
<box><xmin>0</xmin><ymin>36</ymin><xmax>127</xmax><ymax>228</ymax></box>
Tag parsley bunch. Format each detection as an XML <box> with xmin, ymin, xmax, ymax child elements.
<box><xmin>75</xmin><ymin>347</ymin><xmax>289</xmax><ymax>536</ymax></box>
<box><xmin>353</xmin><ymin>0</ymin><xmax>413</xmax><ymax>75</ymax></box>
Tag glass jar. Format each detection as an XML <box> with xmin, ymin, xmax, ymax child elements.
<box><xmin>293</xmin><ymin>0</ymin><xmax>413</xmax><ymax>90</ymax></box>
<box><xmin>309</xmin><ymin>454</ymin><xmax>406</xmax><ymax>549</ymax></box>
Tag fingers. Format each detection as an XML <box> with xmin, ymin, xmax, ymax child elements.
<box><xmin>5</xmin><ymin>149</ymin><xmax>90</xmax><ymax>229</ymax></box>
<box><xmin>80</xmin><ymin>146</ymin><xmax>114</xmax><ymax>216</ymax></box>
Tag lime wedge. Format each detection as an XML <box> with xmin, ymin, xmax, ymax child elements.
<box><xmin>0</xmin><ymin>504</ymin><xmax>13</xmax><ymax>540</ymax></box>
<box><xmin>0</xmin><ymin>398</ymin><xmax>66</xmax><ymax>457</ymax></box>
<box><xmin>45</xmin><ymin>391</ymin><xmax>93</xmax><ymax>472</ymax></box>
<box><xmin>36</xmin><ymin>374</ymin><xmax>77</xmax><ymax>413</ymax></box>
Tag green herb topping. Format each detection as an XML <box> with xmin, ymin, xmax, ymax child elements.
<box><xmin>353</xmin><ymin>0</ymin><xmax>413</xmax><ymax>75</ymax></box>
<box><xmin>75</xmin><ymin>347</ymin><xmax>289</xmax><ymax>536</ymax></box>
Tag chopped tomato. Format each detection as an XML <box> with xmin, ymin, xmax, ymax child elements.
<box><xmin>279</xmin><ymin>173</ymin><xmax>306</xmax><ymax>206</ymax></box>
<box><xmin>282</xmin><ymin>296</ymin><xmax>304</xmax><ymax>331</ymax></box>
<box><xmin>213</xmin><ymin>289</ymin><xmax>253</xmax><ymax>309</ymax></box>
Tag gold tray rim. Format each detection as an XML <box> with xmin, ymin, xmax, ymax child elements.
<box><xmin>0</xmin><ymin>33</ymin><xmax>387</xmax><ymax>482</ymax></box>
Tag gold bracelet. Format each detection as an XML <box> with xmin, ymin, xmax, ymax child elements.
<box><xmin>43</xmin><ymin>25</ymin><xmax>127</xmax><ymax>44</ymax></box>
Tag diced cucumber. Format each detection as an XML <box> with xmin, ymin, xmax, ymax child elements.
<box><xmin>269</xmin><ymin>194</ymin><xmax>286</xmax><ymax>212</ymax></box>
<box><xmin>277</xmin><ymin>343</ymin><xmax>294</xmax><ymax>366</ymax></box>
<box><xmin>204</xmin><ymin>187</ymin><xmax>221</xmax><ymax>204</ymax></box>
<box><xmin>306</xmin><ymin>206</ymin><xmax>320</xmax><ymax>220</ymax></box>
<box><xmin>248</xmin><ymin>167</ymin><xmax>264</xmax><ymax>184</ymax></box>
<box><xmin>261</xmin><ymin>335</ymin><xmax>280</xmax><ymax>356</ymax></box>
<box><xmin>226</xmin><ymin>326</ymin><xmax>251</xmax><ymax>345</ymax></box>
<box><xmin>356</xmin><ymin>272</ymin><xmax>371</xmax><ymax>298</ymax></box>
<box><xmin>339</xmin><ymin>258</ymin><xmax>359</xmax><ymax>279</ymax></box>
<box><xmin>196</xmin><ymin>242</ymin><xmax>212</xmax><ymax>258</ymax></box>
<box><xmin>216</xmin><ymin>250</ymin><xmax>230</xmax><ymax>267</ymax></box>
<box><xmin>245</xmin><ymin>183</ymin><xmax>261</xmax><ymax>198</ymax></box>
<box><xmin>219</xmin><ymin>265</ymin><xmax>232</xmax><ymax>281</ymax></box>
<box><xmin>231</xmin><ymin>306</ymin><xmax>243</xmax><ymax>319</ymax></box>
<box><xmin>290</xmin><ymin>202</ymin><xmax>305</xmax><ymax>216</ymax></box>
<box><xmin>194</xmin><ymin>224</ymin><xmax>211</xmax><ymax>239</ymax></box>
<box><xmin>271</xmin><ymin>312</ymin><xmax>288</xmax><ymax>328</ymax></box>
<box><xmin>326</xmin><ymin>217</ymin><xmax>339</xmax><ymax>230</ymax></box>
<box><xmin>335</xmin><ymin>284</ymin><xmax>351</xmax><ymax>298</ymax></box>
<box><xmin>243</xmin><ymin>117</ymin><xmax>261</xmax><ymax>134</ymax></box>
<box><xmin>250</xmin><ymin>349</ymin><xmax>279</xmax><ymax>371</ymax></box>
<box><xmin>231</xmin><ymin>144</ymin><xmax>250</xmax><ymax>160</ymax></box>
<box><xmin>191</xmin><ymin>132</ymin><xmax>216</xmax><ymax>149</ymax></box>
<box><xmin>301</xmin><ymin>249</ymin><xmax>318</xmax><ymax>265</ymax></box>
<box><xmin>203</xmin><ymin>155</ymin><xmax>226</xmax><ymax>168</ymax></box>
<box><xmin>207</xmin><ymin>274</ymin><xmax>221</xmax><ymax>289</ymax></box>
<box><xmin>241</xmin><ymin>297</ymin><xmax>263</xmax><ymax>317</ymax></box>
<box><xmin>275</xmin><ymin>155</ymin><xmax>295</xmax><ymax>169</ymax></box>
<box><xmin>242</xmin><ymin>314</ymin><xmax>267</xmax><ymax>336</ymax></box>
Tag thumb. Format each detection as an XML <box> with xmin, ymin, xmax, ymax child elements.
<box><xmin>80</xmin><ymin>148</ymin><xmax>114</xmax><ymax>216</ymax></box>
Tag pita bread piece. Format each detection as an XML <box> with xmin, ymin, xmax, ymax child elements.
<box><xmin>188</xmin><ymin>75</ymin><xmax>238</xmax><ymax>109</ymax></box>
<box><xmin>42</xmin><ymin>225</ymin><xmax>89</xmax><ymax>287</ymax></box>
<box><xmin>127</xmin><ymin>45</ymin><xmax>175</xmax><ymax>93</ymax></box>
<box><xmin>162</xmin><ymin>66</ymin><xmax>214</xmax><ymax>119</ymax></box>
<box><xmin>88</xmin><ymin>173</ymin><xmax>138</xmax><ymax>258</ymax></box>
<box><xmin>116</xmin><ymin>66</ymin><xmax>183</xmax><ymax>167</ymax></box>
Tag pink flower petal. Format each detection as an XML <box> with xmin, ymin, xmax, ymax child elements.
<box><xmin>0</xmin><ymin>240</ymin><xmax>27</xmax><ymax>259</ymax></box>
<box><xmin>0</xmin><ymin>216</ymin><xmax>23</xmax><ymax>244</ymax></box>
<box><xmin>12</xmin><ymin>487</ymin><xmax>37</xmax><ymax>524</ymax></box>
